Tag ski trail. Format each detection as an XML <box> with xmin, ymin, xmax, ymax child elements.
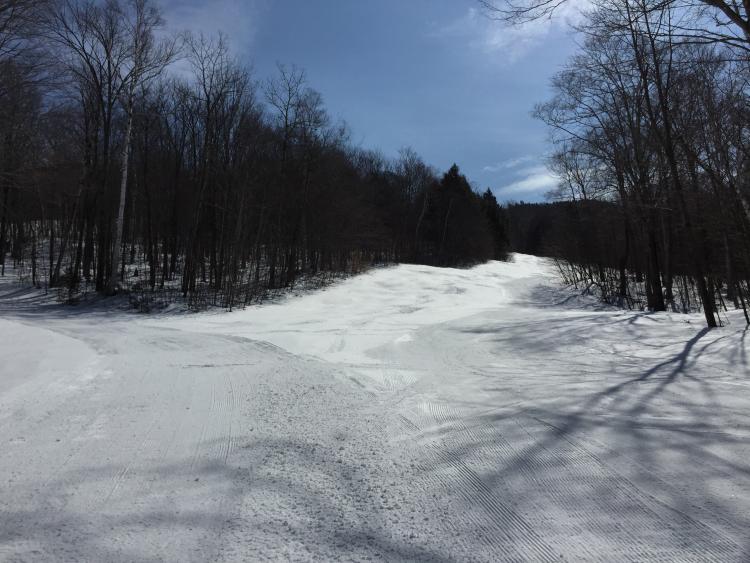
<box><xmin>2</xmin><ymin>256</ymin><xmax>749</xmax><ymax>562</ymax></box>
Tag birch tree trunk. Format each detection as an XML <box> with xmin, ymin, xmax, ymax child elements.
<box><xmin>108</xmin><ymin>90</ymin><xmax>135</xmax><ymax>293</ymax></box>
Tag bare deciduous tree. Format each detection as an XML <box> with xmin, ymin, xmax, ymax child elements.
<box><xmin>109</xmin><ymin>0</ymin><xmax>177</xmax><ymax>293</ymax></box>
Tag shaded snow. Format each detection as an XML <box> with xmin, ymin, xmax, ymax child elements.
<box><xmin>1</xmin><ymin>255</ymin><xmax>749</xmax><ymax>562</ymax></box>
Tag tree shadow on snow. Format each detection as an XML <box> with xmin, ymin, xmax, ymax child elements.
<box><xmin>418</xmin><ymin>288</ymin><xmax>750</xmax><ymax>560</ymax></box>
<box><xmin>0</xmin><ymin>436</ymin><xmax>457</xmax><ymax>562</ymax></box>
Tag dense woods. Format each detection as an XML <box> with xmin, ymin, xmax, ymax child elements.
<box><xmin>0</xmin><ymin>0</ymin><xmax>508</xmax><ymax>310</ymax></box>
<box><xmin>9</xmin><ymin>0</ymin><xmax>749</xmax><ymax>329</ymax></box>
<box><xmin>488</xmin><ymin>0</ymin><xmax>750</xmax><ymax>327</ymax></box>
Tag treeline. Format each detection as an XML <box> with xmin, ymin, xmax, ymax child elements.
<box><xmin>0</xmin><ymin>0</ymin><xmax>508</xmax><ymax>309</ymax></box>
<box><xmin>507</xmin><ymin>201</ymin><xmax>745</xmax><ymax>321</ymax></box>
<box><xmin>500</xmin><ymin>0</ymin><xmax>750</xmax><ymax>327</ymax></box>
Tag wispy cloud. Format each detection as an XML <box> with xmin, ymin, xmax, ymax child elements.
<box><xmin>162</xmin><ymin>0</ymin><xmax>267</xmax><ymax>54</ymax></box>
<box><xmin>483</xmin><ymin>155</ymin><xmax>534</xmax><ymax>173</ymax></box>
<box><xmin>433</xmin><ymin>3</ymin><xmax>588</xmax><ymax>64</ymax></box>
<box><xmin>496</xmin><ymin>164</ymin><xmax>558</xmax><ymax>196</ymax></box>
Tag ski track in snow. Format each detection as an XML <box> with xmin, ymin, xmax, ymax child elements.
<box><xmin>1</xmin><ymin>254</ymin><xmax>749</xmax><ymax>562</ymax></box>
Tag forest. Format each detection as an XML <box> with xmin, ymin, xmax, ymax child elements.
<box><xmin>6</xmin><ymin>0</ymin><xmax>750</xmax><ymax>330</ymax></box>
<box><xmin>0</xmin><ymin>0</ymin><xmax>509</xmax><ymax>310</ymax></box>
<box><xmin>486</xmin><ymin>0</ymin><xmax>750</xmax><ymax>327</ymax></box>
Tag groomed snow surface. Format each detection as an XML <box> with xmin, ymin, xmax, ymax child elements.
<box><xmin>1</xmin><ymin>255</ymin><xmax>749</xmax><ymax>562</ymax></box>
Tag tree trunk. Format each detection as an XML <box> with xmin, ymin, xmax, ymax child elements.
<box><xmin>108</xmin><ymin>95</ymin><xmax>135</xmax><ymax>294</ymax></box>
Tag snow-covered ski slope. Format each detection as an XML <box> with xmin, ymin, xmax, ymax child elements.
<box><xmin>1</xmin><ymin>255</ymin><xmax>748</xmax><ymax>562</ymax></box>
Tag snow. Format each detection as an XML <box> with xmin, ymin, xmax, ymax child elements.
<box><xmin>1</xmin><ymin>254</ymin><xmax>749</xmax><ymax>562</ymax></box>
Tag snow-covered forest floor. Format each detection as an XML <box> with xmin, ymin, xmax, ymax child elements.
<box><xmin>1</xmin><ymin>255</ymin><xmax>748</xmax><ymax>562</ymax></box>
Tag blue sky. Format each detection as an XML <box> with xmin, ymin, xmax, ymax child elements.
<box><xmin>161</xmin><ymin>0</ymin><xmax>585</xmax><ymax>202</ymax></box>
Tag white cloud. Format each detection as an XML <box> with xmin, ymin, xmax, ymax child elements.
<box><xmin>496</xmin><ymin>165</ymin><xmax>558</xmax><ymax>195</ymax></box>
<box><xmin>162</xmin><ymin>0</ymin><xmax>266</xmax><ymax>54</ymax></box>
<box><xmin>483</xmin><ymin>155</ymin><xmax>534</xmax><ymax>172</ymax></box>
<box><xmin>434</xmin><ymin>3</ymin><xmax>589</xmax><ymax>64</ymax></box>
